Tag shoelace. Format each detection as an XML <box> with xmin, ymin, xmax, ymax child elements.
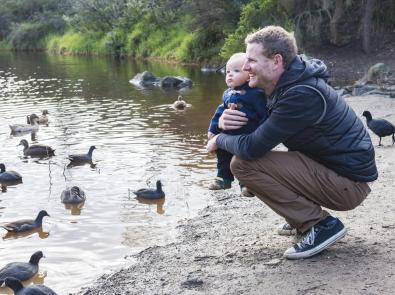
<box><xmin>297</xmin><ymin>226</ymin><xmax>320</xmax><ymax>248</ymax></box>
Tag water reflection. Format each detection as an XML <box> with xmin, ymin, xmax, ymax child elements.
<box><xmin>0</xmin><ymin>51</ymin><xmax>225</xmax><ymax>294</ymax></box>
<box><xmin>63</xmin><ymin>203</ymin><xmax>85</xmax><ymax>216</ymax></box>
<box><xmin>0</xmin><ymin>180</ymin><xmax>23</xmax><ymax>193</ymax></box>
<box><xmin>136</xmin><ymin>197</ymin><xmax>166</xmax><ymax>215</ymax></box>
<box><xmin>2</xmin><ymin>227</ymin><xmax>50</xmax><ymax>240</ymax></box>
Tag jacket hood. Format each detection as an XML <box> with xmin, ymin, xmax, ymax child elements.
<box><xmin>275</xmin><ymin>55</ymin><xmax>330</xmax><ymax>92</ymax></box>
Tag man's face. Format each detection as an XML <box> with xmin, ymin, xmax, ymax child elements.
<box><xmin>243</xmin><ymin>43</ymin><xmax>277</xmax><ymax>89</ymax></box>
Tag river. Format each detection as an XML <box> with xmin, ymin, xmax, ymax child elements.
<box><xmin>0</xmin><ymin>52</ymin><xmax>226</xmax><ymax>294</ymax></box>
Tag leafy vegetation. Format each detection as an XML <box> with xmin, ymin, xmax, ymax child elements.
<box><xmin>0</xmin><ymin>0</ymin><xmax>394</xmax><ymax>62</ymax></box>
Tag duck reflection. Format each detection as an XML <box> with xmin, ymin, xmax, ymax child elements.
<box><xmin>10</xmin><ymin>130</ymin><xmax>38</xmax><ymax>142</ymax></box>
<box><xmin>136</xmin><ymin>197</ymin><xmax>165</xmax><ymax>215</ymax></box>
<box><xmin>67</xmin><ymin>161</ymin><xmax>97</xmax><ymax>169</ymax></box>
<box><xmin>2</xmin><ymin>227</ymin><xmax>50</xmax><ymax>240</ymax></box>
<box><xmin>64</xmin><ymin>202</ymin><xmax>85</xmax><ymax>215</ymax></box>
<box><xmin>0</xmin><ymin>179</ymin><xmax>23</xmax><ymax>193</ymax></box>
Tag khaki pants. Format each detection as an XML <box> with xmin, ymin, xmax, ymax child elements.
<box><xmin>230</xmin><ymin>151</ymin><xmax>371</xmax><ymax>233</ymax></box>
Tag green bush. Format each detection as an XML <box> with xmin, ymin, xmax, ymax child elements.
<box><xmin>126</xmin><ymin>15</ymin><xmax>197</xmax><ymax>62</ymax></box>
<box><xmin>46</xmin><ymin>31</ymin><xmax>107</xmax><ymax>55</ymax></box>
<box><xmin>221</xmin><ymin>0</ymin><xmax>293</xmax><ymax>59</ymax></box>
<box><xmin>8</xmin><ymin>22</ymin><xmax>48</xmax><ymax>50</ymax></box>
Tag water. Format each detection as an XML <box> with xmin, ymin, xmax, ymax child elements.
<box><xmin>0</xmin><ymin>52</ymin><xmax>226</xmax><ymax>294</ymax></box>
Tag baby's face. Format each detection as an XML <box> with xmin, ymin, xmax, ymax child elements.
<box><xmin>225</xmin><ymin>57</ymin><xmax>249</xmax><ymax>89</ymax></box>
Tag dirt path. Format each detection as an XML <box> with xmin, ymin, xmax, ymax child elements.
<box><xmin>76</xmin><ymin>95</ymin><xmax>395</xmax><ymax>295</ymax></box>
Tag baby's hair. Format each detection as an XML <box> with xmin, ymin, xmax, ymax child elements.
<box><xmin>228</xmin><ymin>52</ymin><xmax>246</xmax><ymax>62</ymax></box>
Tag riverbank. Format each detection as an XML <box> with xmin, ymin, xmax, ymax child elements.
<box><xmin>77</xmin><ymin>93</ymin><xmax>395</xmax><ymax>295</ymax></box>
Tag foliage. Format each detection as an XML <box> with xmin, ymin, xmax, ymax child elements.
<box><xmin>221</xmin><ymin>0</ymin><xmax>293</xmax><ymax>59</ymax></box>
<box><xmin>0</xmin><ymin>0</ymin><xmax>394</xmax><ymax>60</ymax></box>
<box><xmin>372</xmin><ymin>0</ymin><xmax>395</xmax><ymax>31</ymax></box>
<box><xmin>0</xmin><ymin>0</ymin><xmax>67</xmax><ymax>50</ymax></box>
<box><xmin>46</xmin><ymin>31</ymin><xmax>107</xmax><ymax>55</ymax></box>
<box><xmin>126</xmin><ymin>14</ymin><xmax>197</xmax><ymax>61</ymax></box>
<box><xmin>68</xmin><ymin>0</ymin><xmax>133</xmax><ymax>33</ymax></box>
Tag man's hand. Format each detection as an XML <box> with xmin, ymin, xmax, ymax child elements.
<box><xmin>218</xmin><ymin>108</ymin><xmax>248</xmax><ymax>131</ymax></box>
<box><xmin>207</xmin><ymin>131</ymin><xmax>215</xmax><ymax>140</ymax></box>
<box><xmin>206</xmin><ymin>134</ymin><xmax>219</xmax><ymax>154</ymax></box>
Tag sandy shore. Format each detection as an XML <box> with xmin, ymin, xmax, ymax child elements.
<box><xmin>77</xmin><ymin>95</ymin><xmax>395</xmax><ymax>295</ymax></box>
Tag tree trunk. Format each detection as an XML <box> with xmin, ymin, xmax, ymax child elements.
<box><xmin>362</xmin><ymin>0</ymin><xmax>375</xmax><ymax>54</ymax></box>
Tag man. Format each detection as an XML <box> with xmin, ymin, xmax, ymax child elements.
<box><xmin>206</xmin><ymin>26</ymin><xmax>377</xmax><ymax>259</ymax></box>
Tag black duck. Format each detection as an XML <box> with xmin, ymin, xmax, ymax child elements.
<box><xmin>19</xmin><ymin>139</ymin><xmax>55</xmax><ymax>157</ymax></box>
<box><xmin>68</xmin><ymin>146</ymin><xmax>96</xmax><ymax>164</ymax></box>
<box><xmin>0</xmin><ymin>163</ymin><xmax>22</xmax><ymax>183</ymax></box>
<box><xmin>362</xmin><ymin>110</ymin><xmax>395</xmax><ymax>146</ymax></box>
<box><xmin>1</xmin><ymin>210</ymin><xmax>49</xmax><ymax>233</ymax></box>
<box><xmin>133</xmin><ymin>180</ymin><xmax>165</xmax><ymax>199</ymax></box>
<box><xmin>0</xmin><ymin>251</ymin><xmax>44</xmax><ymax>286</ymax></box>
<box><xmin>5</xmin><ymin>277</ymin><xmax>57</xmax><ymax>295</ymax></box>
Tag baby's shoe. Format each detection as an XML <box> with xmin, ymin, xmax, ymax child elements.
<box><xmin>208</xmin><ymin>177</ymin><xmax>232</xmax><ymax>190</ymax></box>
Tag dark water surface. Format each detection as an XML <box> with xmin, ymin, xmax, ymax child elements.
<box><xmin>0</xmin><ymin>52</ymin><xmax>226</xmax><ymax>294</ymax></box>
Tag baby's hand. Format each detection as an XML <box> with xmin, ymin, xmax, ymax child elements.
<box><xmin>207</xmin><ymin>132</ymin><xmax>215</xmax><ymax>140</ymax></box>
<box><xmin>228</xmin><ymin>103</ymin><xmax>237</xmax><ymax>110</ymax></box>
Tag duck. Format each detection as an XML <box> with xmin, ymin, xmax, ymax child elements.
<box><xmin>362</xmin><ymin>110</ymin><xmax>395</xmax><ymax>146</ymax></box>
<box><xmin>172</xmin><ymin>95</ymin><xmax>188</xmax><ymax>110</ymax></box>
<box><xmin>19</xmin><ymin>139</ymin><xmax>55</xmax><ymax>157</ymax></box>
<box><xmin>0</xmin><ymin>250</ymin><xmax>44</xmax><ymax>286</ymax></box>
<box><xmin>5</xmin><ymin>277</ymin><xmax>57</xmax><ymax>295</ymax></box>
<box><xmin>133</xmin><ymin>180</ymin><xmax>165</xmax><ymax>199</ymax></box>
<box><xmin>27</xmin><ymin>110</ymin><xmax>49</xmax><ymax>125</ymax></box>
<box><xmin>68</xmin><ymin>146</ymin><xmax>96</xmax><ymax>164</ymax></box>
<box><xmin>0</xmin><ymin>210</ymin><xmax>50</xmax><ymax>233</ymax></box>
<box><xmin>0</xmin><ymin>163</ymin><xmax>22</xmax><ymax>183</ymax></box>
<box><xmin>38</xmin><ymin>110</ymin><xmax>49</xmax><ymax>124</ymax></box>
<box><xmin>10</xmin><ymin>114</ymin><xmax>39</xmax><ymax>133</ymax></box>
<box><xmin>61</xmin><ymin>186</ymin><xmax>86</xmax><ymax>204</ymax></box>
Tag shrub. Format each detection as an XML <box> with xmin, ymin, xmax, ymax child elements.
<box><xmin>221</xmin><ymin>0</ymin><xmax>293</xmax><ymax>59</ymax></box>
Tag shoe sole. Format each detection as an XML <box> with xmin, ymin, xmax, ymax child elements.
<box><xmin>284</xmin><ymin>227</ymin><xmax>347</xmax><ymax>259</ymax></box>
<box><xmin>277</xmin><ymin>228</ymin><xmax>297</xmax><ymax>236</ymax></box>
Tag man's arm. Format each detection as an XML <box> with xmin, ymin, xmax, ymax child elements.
<box><xmin>216</xmin><ymin>89</ymin><xmax>325</xmax><ymax>160</ymax></box>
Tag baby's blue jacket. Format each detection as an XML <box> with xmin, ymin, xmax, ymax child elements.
<box><xmin>208</xmin><ymin>82</ymin><xmax>268</xmax><ymax>135</ymax></box>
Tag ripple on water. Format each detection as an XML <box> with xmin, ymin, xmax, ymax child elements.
<box><xmin>0</xmin><ymin>56</ymin><xmax>224</xmax><ymax>294</ymax></box>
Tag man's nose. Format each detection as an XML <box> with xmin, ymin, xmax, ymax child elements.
<box><xmin>242</xmin><ymin>62</ymin><xmax>249</xmax><ymax>71</ymax></box>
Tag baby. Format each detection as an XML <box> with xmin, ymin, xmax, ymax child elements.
<box><xmin>208</xmin><ymin>52</ymin><xmax>268</xmax><ymax>194</ymax></box>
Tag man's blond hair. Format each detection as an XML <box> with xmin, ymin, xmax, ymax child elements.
<box><xmin>245</xmin><ymin>26</ymin><xmax>297</xmax><ymax>69</ymax></box>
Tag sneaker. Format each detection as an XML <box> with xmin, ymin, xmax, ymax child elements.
<box><xmin>240</xmin><ymin>187</ymin><xmax>255</xmax><ymax>198</ymax></box>
<box><xmin>277</xmin><ymin>223</ymin><xmax>298</xmax><ymax>236</ymax></box>
<box><xmin>283</xmin><ymin>216</ymin><xmax>346</xmax><ymax>259</ymax></box>
<box><xmin>208</xmin><ymin>177</ymin><xmax>232</xmax><ymax>190</ymax></box>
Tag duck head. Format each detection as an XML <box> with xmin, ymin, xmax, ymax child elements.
<box><xmin>88</xmin><ymin>146</ymin><xmax>96</xmax><ymax>155</ymax></box>
<box><xmin>29</xmin><ymin>250</ymin><xmax>44</xmax><ymax>265</ymax></box>
<box><xmin>18</xmin><ymin>139</ymin><xmax>29</xmax><ymax>149</ymax></box>
<box><xmin>36</xmin><ymin>210</ymin><xmax>50</xmax><ymax>223</ymax></box>
<box><xmin>42</xmin><ymin>110</ymin><xmax>49</xmax><ymax>115</ymax></box>
<box><xmin>29</xmin><ymin>113</ymin><xmax>39</xmax><ymax>125</ymax></box>
<box><xmin>156</xmin><ymin>180</ymin><xmax>163</xmax><ymax>192</ymax></box>
<box><xmin>0</xmin><ymin>163</ymin><xmax>5</xmax><ymax>173</ymax></box>
<box><xmin>362</xmin><ymin>111</ymin><xmax>372</xmax><ymax>121</ymax></box>
<box><xmin>70</xmin><ymin>186</ymin><xmax>84</xmax><ymax>196</ymax></box>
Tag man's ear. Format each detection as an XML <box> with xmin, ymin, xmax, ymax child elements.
<box><xmin>273</xmin><ymin>54</ymin><xmax>284</xmax><ymax>68</ymax></box>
